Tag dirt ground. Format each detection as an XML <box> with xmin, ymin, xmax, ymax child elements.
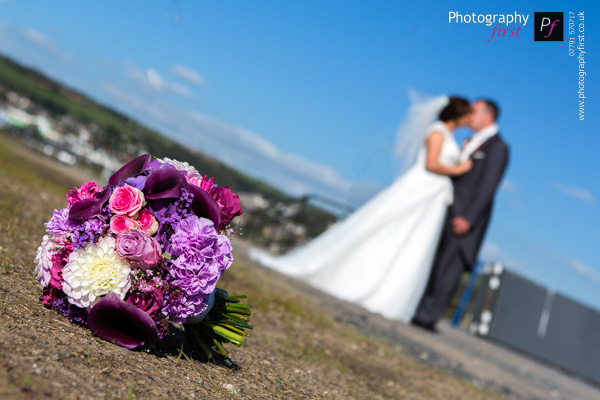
<box><xmin>243</xmin><ymin>237</ymin><xmax>600</xmax><ymax>400</ymax></box>
<box><xmin>1</xmin><ymin>136</ymin><xmax>598</xmax><ymax>399</ymax></box>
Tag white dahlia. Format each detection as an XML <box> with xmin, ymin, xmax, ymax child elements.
<box><xmin>62</xmin><ymin>237</ymin><xmax>131</xmax><ymax>309</ymax></box>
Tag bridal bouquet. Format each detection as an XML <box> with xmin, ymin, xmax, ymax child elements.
<box><xmin>34</xmin><ymin>154</ymin><xmax>251</xmax><ymax>366</ymax></box>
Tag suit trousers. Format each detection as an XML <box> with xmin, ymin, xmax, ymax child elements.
<box><xmin>413</xmin><ymin>208</ymin><xmax>468</xmax><ymax>325</ymax></box>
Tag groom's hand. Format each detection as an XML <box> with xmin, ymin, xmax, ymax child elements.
<box><xmin>451</xmin><ymin>217</ymin><xmax>471</xmax><ymax>236</ymax></box>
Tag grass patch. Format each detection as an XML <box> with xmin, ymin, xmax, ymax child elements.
<box><xmin>0</xmin><ymin>133</ymin><xmax>75</xmax><ymax>194</ymax></box>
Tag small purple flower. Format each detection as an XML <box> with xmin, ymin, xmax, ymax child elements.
<box><xmin>42</xmin><ymin>287</ymin><xmax>88</xmax><ymax>326</ymax></box>
<box><xmin>152</xmin><ymin>189</ymin><xmax>195</xmax><ymax>248</ymax></box>
<box><xmin>123</xmin><ymin>174</ymin><xmax>148</xmax><ymax>191</ymax></box>
<box><xmin>71</xmin><ymin>216</ymin><xmax>108</xmax><ymax>249</ymax></box>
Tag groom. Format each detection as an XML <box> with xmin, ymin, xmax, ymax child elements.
<box><xmin>412</xmin><ymin>99</ymin><xmax>509</xmax><ymax>331</ymax></box>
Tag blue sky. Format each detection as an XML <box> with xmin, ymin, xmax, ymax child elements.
<box><xmin>1</xmin><ymin>1</ymin><xmax>599</xmax><ymax>311</ymax></box>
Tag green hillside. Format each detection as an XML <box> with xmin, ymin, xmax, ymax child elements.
<box><xmin>0</xmin><ymin>55</ymin><xmax>292</xmax><ymax>203</ymax></box>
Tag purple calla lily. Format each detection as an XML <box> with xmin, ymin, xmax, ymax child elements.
<box><xmin>88</xmin><ymin>293</ymin><xmax>159</xmax><ymax>350</ymax></box>
<box><xmin>143</xmin><ymin>168</ymin><xmax>187</xmax><ymax>200</ymax></box>
<box><xmin>143</xmin><ymin>168</ymin><xmax>221</xmax><ymax>227</ymax></box>
<box><xmin>109</xmin><ymin>154</ymin><xmax>152</xmax><ymax>186</ymax></box>
<box><xmin>69</xmin><ymin>186</ymin><xmax>112</xmax><ymax>221</ymax></box>
<box><xmin>188</xmin><ymin>184</ymin><xmax>222</xmax><ymax>229</ymax></box>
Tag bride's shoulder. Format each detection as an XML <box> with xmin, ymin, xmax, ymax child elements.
<box><xmin>426</xmin><ymin>121</ymin><xmax>449</xmax><ymax>137</ymax></box>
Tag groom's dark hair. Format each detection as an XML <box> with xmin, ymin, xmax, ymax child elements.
<box><xmin>439</xmin><ymin>96</ymin><xmax>471</xmax><ymax>122</ymax></box>
<box><xmin>479</xmin><ymin>98</ymin><xmax>500</xmax><ymax>121</ymax></box>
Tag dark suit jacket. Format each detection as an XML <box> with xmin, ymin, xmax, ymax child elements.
<box><xmin>450</xmin><ymin>133</ymin><xmax>509</xmax><ymax>269</ymax></box>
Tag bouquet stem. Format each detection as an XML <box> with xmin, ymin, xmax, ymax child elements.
<box><xmin>183</xmin><ymin>288</ymin><xmax>253</xmax><ymax>367</ymax></box>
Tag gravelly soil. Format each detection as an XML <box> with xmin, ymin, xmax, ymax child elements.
<box><xmin>0</xmin><ymin>137</ymin><xmax>498</xmax><ymax>399</ymax></box>
<box><xmin>252</xmin><ymin>239</ymin><xmax>600</xmax><ymax>400</ymax></box>
<box><xmin>1</xmin><ymin>136</ymin><xmax>598</xmax><ymax>400</ymax></box>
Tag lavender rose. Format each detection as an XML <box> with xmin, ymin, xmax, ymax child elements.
<box><xmin>116</xmin><ymin>230</ymin><xmax>161</xmax><ymax>269</ymax></box>
<box><xmin>209</xmin><ymin>186</ymin><xmax>243</xmax><ymax>230</ymax></box>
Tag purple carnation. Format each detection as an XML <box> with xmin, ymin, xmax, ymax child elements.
<box><xmin>171</xmin><ymin>256</ymin><xmax>220</xmax><ymax>296</ymax></box>
<box><xmin>169</xmin><ymin>216</ymin><xmax>233</xmax><ymax>271</ymax></box>
<box><xmin>161</xmin><ymin>288</ymin><xmax>213</xmax><ymax>325</ymax></box>
<box><xmin>214</xmin><ymin>235</ymin><xmax>233</xmax><ymax>271</ymax></box>
<box><xmin>161</xmin><ymin>216</ymin><xmax>232</xmax><ymax>323</ymax></box>
<box><xmin>45</xmin><ymin>208</ymin><xmax>76</xmax><ymax>240</ymax></box>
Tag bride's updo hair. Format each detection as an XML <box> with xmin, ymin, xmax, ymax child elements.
<box><xmin>438</xmin><ymin>96</ymin><xmax>471</xmax><ymax>122</ymax></box>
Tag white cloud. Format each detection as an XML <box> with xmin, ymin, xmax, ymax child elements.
<box><xmin>20</xmin><ymin>28</ymin><xmax>76</xmax><ymax>66</ymax></box>
<box><xmin>479</xmin><ymin>242</ymin><xmax>523</xmax><ymax>269</ymax></box>
<box><xmin>101</xmin><ymin>84</ymin><xmax>352</xmax><ymax>200</ymax></box>
<box><xmin>500</xmin><ymin>179</ymin><xmax>518</xmax><ymax>194</ymax></box>
<box><xmin>552</xmin><ymin>182</ymin><xmax>596</xmax><ymax>204</ymax></box>
<box><xmin>481</xmin><ymin>242</ymin><xmax>600</xmax><ymax>301</ymax></box>
<box><xmin>171</xmin><ymin>64</ymin><xmax>205</xmax><ymax>86</ymax></box>
<box><xmin>146</xmin><ymin>68</ymin><xmax>163</xmax><ymax>87</ymax></box>
<box><xmin>345</xmin><ymin>180</ymin><xmax>384</xmax><ymax>208</ymax></box>
<box><xmin>22</xmin><ymin>28</ymin><xmax>52</xmax><ymax>50</ymax></box>
<box><xmin>541</xmin><ymin>249</ymin><xmax>600</xmax><ymax>283</ymax></box>
<box><xmin>568</xmin><ymin>260</ymin><xmax>600</xmax><ymax>283</ymax></box>
<box><xmin>0</xmin><ymin>22</ymin><xmax>14</xmax><ymax>49</ymax></box>
<box><xmin>125</xmin><ymin>63</ymin><xmax>192</xmax><ymax>98</ymax></box>
<box><xmin>529</xmin><ymin>244</ymin><xmax>600</xmax><ymax>284</ymax></box>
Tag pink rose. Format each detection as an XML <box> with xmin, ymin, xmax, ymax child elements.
<box><xmin>110</xmin><ymin>215</ymin><xmax>139</xmax><ymax>234</ymax></box>
<box><xmin>66</xmin><ymin>181</ymin><xmax>101</xmax><ymax>205</ymax></box>
<box><xmin>209</xmin><ymin>186</ymin><xmax>243</xmax><ymax>230</ymax></box>
<box><xmin>136</xmin><ymin>209</ymin><xmax>159</xmax><ymax>236</ymax></box>
<box><xmin>116</xmin><ymin>229</ymin><xmax>161</xmax><ymax>269</ymax></box>
<box><xmin>109</xmin><ymin>185</ymin><xmax>145</xmax><ymax>216</ymax></box>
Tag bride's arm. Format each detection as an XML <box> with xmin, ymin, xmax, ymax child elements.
<box><xmin>425</xmin><ymin>131</ymin><xmax>472</xmax><ymax>176</ymax></box>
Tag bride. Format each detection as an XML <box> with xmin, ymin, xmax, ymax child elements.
<box><xmin>250</xmin><ymin>93</ymin><xmax>473</xmax><ymax>322</ymax></box>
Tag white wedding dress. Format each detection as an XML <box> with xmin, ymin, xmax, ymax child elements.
<box><xmin>250</xmin><ymin>121</ymin><xmax>460</xmax><ymax>322</ymax></box>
